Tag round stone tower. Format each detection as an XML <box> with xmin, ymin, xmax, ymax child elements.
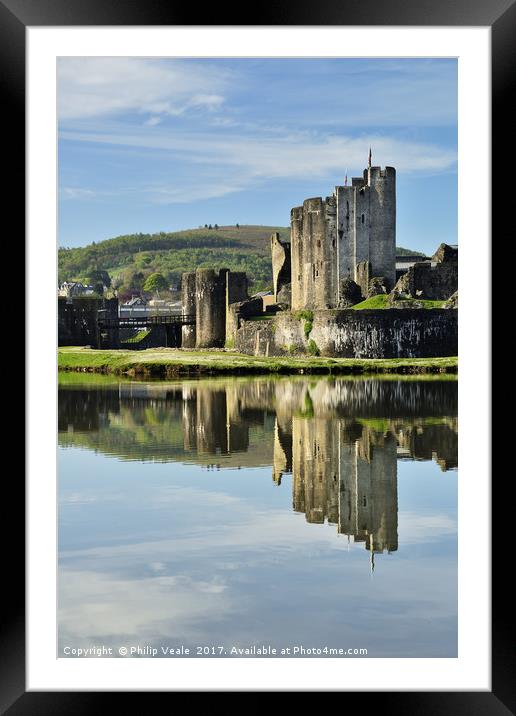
<box><xmin>195</xmin><ymin>268</ymin><xmax>227</xmax><ymax>348</ymax></box>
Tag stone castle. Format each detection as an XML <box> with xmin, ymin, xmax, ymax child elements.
<box><xmin>59</xmin><ymin>153</ymin><xmax>457</xmax><ymax>358</ymax></box>
<box><xmin>288</xmin><ymin>159</ymin><xmax>396</xmax><ymax>310</ymax></box>
<box><xmin>180</xmin><ymin>156</ymin><xmax>456</xmax><ymax>359</ymax></box>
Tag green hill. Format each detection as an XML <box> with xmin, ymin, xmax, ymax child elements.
<box><xmin>58</xmin><ymin>224</ymin><xmax>424</xmax><ymax>297</ymax></box>
<box><xmin>395</xmin><ymin>246</ymin><xmax>426</xmax><ymax>257</ymax></box>
<box><xmin>58</xmin><ymin>225</ymin><xmax>290</xmax><ymax>295</ymax></box>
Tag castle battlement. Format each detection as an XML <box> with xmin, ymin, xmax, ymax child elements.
<box><xmin>369</xmin><ymin>165</ymin><xmax>395</xmax><ymax>178</ymax></box>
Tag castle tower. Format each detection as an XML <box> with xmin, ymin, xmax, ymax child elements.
<box><xmin>336</xmin><ymin>165</ymin><xmax>396</xmax><ymax>294</ymax></box>
<box><xmin>290</xmin><ymin>196</ymin><xmax>338</xmax><ymax>311</ymax></box>
<box><xmin>366</xmin><ymin>166</ymin><xmax>396</xmax><ymax>289</ymax></box>
<box><xmin>194</xmin><ymin>268</ymin><xmax>227</xmax><ymax>349</ymax></box>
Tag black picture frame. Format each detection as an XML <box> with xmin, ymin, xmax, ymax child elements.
<box><xmin>5</xmin><ymin>0</ymin><xmax>508</xmax><ymax>710</ymax></box>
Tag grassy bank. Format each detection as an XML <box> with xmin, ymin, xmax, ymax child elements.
<box><xmin>352</xmin><ymin>295</ymin><xmax>447</xmax><ymax>310</ymax></box>
<box><xmin>58</xmin><ymin>347</ymin><xmax>457</xmax><ymax>377</ymax></box>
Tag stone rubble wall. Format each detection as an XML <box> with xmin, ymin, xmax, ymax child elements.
<box><xmin>394</xmin><ymin>261</ymin><xmax>458</xmax><ymax>301</ymax></box>
<box><xmin>235</xmin><ymin>309</ymin><xmax>458</xmax><ymax>359</ymax></box>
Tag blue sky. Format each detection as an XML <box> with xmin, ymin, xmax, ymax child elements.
<box><xmin>58</xmin><ymin>58</ymin><xmax>457</xmax><ymax>255</ymax></box>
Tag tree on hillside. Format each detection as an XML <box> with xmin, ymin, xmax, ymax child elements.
<box><xmin>111</xmin><ymin>275</ymin><xmax>124</xmax><ymax>297</ymax></box>
<box><xmin>87</xmin><ymin>269</ymin><xmax>111</xmax><ymax>289</ymax></box>
<box><xmin>143</xmin><ymin>272</ymin><xmax>169</xmax><ymax>294</ymax></box>
<box><xmin>121</xmin><ymin>268</ymin><xmax>146</xmax><ymax>291</ymax></box>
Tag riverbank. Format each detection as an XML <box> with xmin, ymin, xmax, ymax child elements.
<box><xmin>58</xmin><ymin>347</ymin><xmax>458</xmax><ymax>377</ymax></box>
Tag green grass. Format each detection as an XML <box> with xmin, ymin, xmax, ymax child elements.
<box><xmin>58</xmin><ymin>346</ymin><xmax>457</xmax><ymax>377</ymax></box>
<box><xmin>58</xmin><ymin>369</ymin><xmax>457</xmax><ymax>388</ymax></box>
<box><xmin>122</xmin><ymin>329</ymin><xmax>150</xmax><ymax>344</ymax></box>
<box><xmin>352</xmin><ymin>295</ymin><xmax>447</xmax><ymax>310</ymax></box>
<box><xmin>416</xmin><ymin>299</ymin><xmax>447</xmax><ymax>308</ymax></box>
<box><xmin>352</xmin><ymin>295</ymin><xmax>389</xmax><ymax>309</ymax></box>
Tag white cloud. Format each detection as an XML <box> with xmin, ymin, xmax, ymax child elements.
<box><xmin>142</xmin><ymin>179</ymin><xmax>254</xmax><ymax>205</ymax></box>
<box><xmin>61</xmin><ymin>187</ymin><xmax>96</xmax><ymax>200</ymax></box>
<box><xmin>58</xmin><ymin>58</ymin><xmax>457</xmax><ymax>209</ymax></box>
<box><xmin>60</xmin><ymin>124</ymin><xmax>456</xmax><ymax>204</ymax></box>
<box><xmin>144</xmin><ymin>116</ymin><xmax>162</xmax><ymax>127</ymax></box>
<box><xmin>58</xmin><ymin>57</ymin><xmax>228</xmax><ymax>121</ymax></box>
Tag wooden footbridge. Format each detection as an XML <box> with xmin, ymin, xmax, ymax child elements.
<box><xmin>96</xmin><ymin>310</ymin><xmax>196</xmax><ymax>349</ymax></box>
<box><xmin>97</xmin><ymin>312</ymin><xmax>196</xmax><ymax>329</ymax></box>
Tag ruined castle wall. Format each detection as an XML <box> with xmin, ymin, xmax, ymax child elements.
<box><xmin>235</xmin><ymin>309</ymin><xmax>457</xmax><ymax>359</ymax></box>
<box><xmin>225</xmin><ymin>271</ymin><xmax>248</xmax><ymax>343</ymax></box>
<box><xmin>225</xmin><ymin>297</ymin><xmax>264</xmax><ymax>348</ymax></box>
<box><xmin>290</xmin><ymin>206</ymin><xmax>304</xmax><ymax>311</ymax></box>
<box><xmin>299</xmin><ymin>198</ymin><xmax>319</xmax><ymax>310</ymax></box>
<box><xmin>368</xmin><ymin>167</ymin><xmax>396</xmax><ymax>289</ymax></box>
<box><xmin>58</xmin><ymin>296</ymin><xmax>118</xmax><ymax>347</ymax></box>
<box><xmin>316</xmin><ymin>195</ymin><xmax>338</xmax><ymax>310</ymax></box>
<box><xmin>226</xmin><ymin>271</ymin><xmax>248</xmax><ymax>306</ymax></box>
<box><xmin>290</xmin><ymin>197</ymin><xmax>338</xmax><ymax>311</ymax></box>
<box><xmin>225</xmin><ymin>303</ymin><xmax>241</xmax><ymax>348</ymax></box>
<box><xmin>309</xmin><ymin>310</ymin><xmax>457</xmax><ymax>358</ymax></box>
<box><xmin>234</xmin><ymin>317</ymin><xmax>277</xmax><ymax>357</ymax></box>
<box><xmin>195</xmin><ymin>269</ymin><xmax>226</xmax><ymax>348</ymax></box>
<box><xmin>336</xmin><ymin>186</ymin><xmax>356</xmax><ymax>286</ymax></box>
<box><xmin>354</xmin><ymin>185</ymin><xmax>371</xmax><ymax>276</ymax></box>
<box><xmin>181</xmin><ymin>272</ymin><xmax>197</xmax><ymax>348</ymax></box>
<box><xmin>395</xmin><ymin>262</ymin><xmax>458</xmax><ymax>300</ymax></box>
<box><xmin>271</xmin><ymin>232</ymin><xmax>291</xmax><ymax>301</ymax></box>
<box><xmin>355</xmin><ymin>261</ymin><xmax>370</xmax><ymax>298</ymax></box>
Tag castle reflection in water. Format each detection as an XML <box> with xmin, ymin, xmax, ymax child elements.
<box><xmin>59</xmin><ymin>377</ymin><xmax>457</xmax><ymax>565</ymax></box>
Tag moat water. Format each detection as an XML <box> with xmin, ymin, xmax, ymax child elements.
<box><xmin>58</xmin><ymin>374</ymin><xmax>458</xmax><ymax>658</ymax></box>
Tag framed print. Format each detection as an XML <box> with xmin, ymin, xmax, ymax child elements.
<box><xmin>4</xmin><ymin>0</ymin><xmax>510</xmax><ymax>709</ymax></box>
